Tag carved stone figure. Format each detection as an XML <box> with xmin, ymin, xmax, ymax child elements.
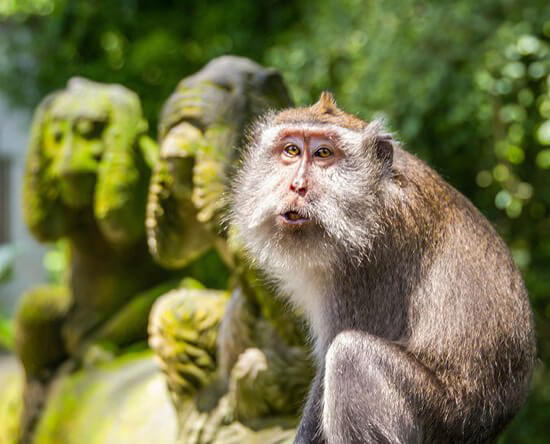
<box><xmin>16</xmin><ymin>78</ymin><xmax>177</xmax><ymax>442</ymax></box>
<box><xmin>147</xmin><ymin>56</ymin><xmax>314</xmax><ymax>443</ymax></box>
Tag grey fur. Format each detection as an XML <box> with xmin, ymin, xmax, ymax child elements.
<box><xmin>229</xmin><ymin>106</ymin><xmax>536</xmax><ymax>444</ymax></box>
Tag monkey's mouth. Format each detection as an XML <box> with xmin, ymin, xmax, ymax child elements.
<box><xmin>278</xmin><ymin>210</ymin><xmax>310</xmax><ymax>226</ymax></box>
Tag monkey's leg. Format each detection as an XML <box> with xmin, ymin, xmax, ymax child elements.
<box><xmin>322</xmin><ymin>330</ymin><xmax>445</xmax><ymax>444</ymax></box>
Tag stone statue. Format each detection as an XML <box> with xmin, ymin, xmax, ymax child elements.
<box><xmin>147</xmin><ymin>56</ymin><xmax>315</xmax><ymax>443</ymax></box>
<box><xmin>16</xmin><ymin>78</ymin><xmax>177</xmax><ymax>442</ymax></box>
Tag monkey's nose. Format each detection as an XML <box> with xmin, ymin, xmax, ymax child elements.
<box><xmin>290</xmin><ymin>177</ymin><xmax>307</xmax><ymax>196</ymax></box>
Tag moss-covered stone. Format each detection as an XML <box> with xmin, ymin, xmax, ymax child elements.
<box><xmin>24</xmin><ymin>78</ymin><xmax>150</xmax><ymax>246</ymax></box>
<box><xmin>33</xmin><ymin>351</ymin><xmax>177</xmax><ymax>444</ymax></box>
<box><xmin>20</xmin><ymin>77</ymin><xmax>181</xmax><ymax>360</ymax></box>
<box><xmin>149</xmin><ymin>287</ymin><xmax>229</xmax><ymax>408</ymax></box>
<box><xmin>89</xmin><ymin>279</ymin><xmax>181</xmax><ymax>348</ymax></box>
<box><xmin>15</xmin><ymin>285</ymin><xmax>72</xmax><ymax>379</ymax></box>
<box><xmin>0</xmin><ymin>355</ymin><xmax>24</xmax><ymax>444</ymax></box>
<box><xmin>18</xmin><ymin>77</ymin><xmax>182</xmax><ymax>441</ymax></box>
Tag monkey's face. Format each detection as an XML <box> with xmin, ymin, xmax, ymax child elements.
<box><xmin>232</xmin><ymin>119</ymin><xmax>393</xmax><ymax>273</ymax></box>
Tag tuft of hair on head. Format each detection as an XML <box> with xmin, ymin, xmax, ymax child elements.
<box><xmin>314</xmin><ymin>91</ymin><xmax>338</xmax><ymax>114</ymax></box>
<box><xmin>273</xmin><ymin>91</ymin><xmax>367</xmax><ymax>131</ymax></box>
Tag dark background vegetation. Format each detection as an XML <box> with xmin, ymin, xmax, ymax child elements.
<box><xmin>1</xmin><ymin>0</ymin><xmax>549</xmax><ymax>441</ymax></box>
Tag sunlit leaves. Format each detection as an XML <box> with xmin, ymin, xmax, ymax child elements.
<box><xmin>517</xmin><ymin>35</ymin><xmax>541</xmax><ymax>55</ymax></box>
<box><xmin>537</xmin><ymin>120</ymin><xmax>550</xmax><ymax>145</ymax></box>
<box><xmin>0</xmin><ymin>0</ymin><xmax>55</xmax><ymax>17</ymax></box>
<box><xmin>536</xmin><ymin>149</ymin><xmax>550</xmax><ymax>168</ymax></box>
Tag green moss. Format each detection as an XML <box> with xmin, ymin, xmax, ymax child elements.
<box><xmin>15</xmin><ymin>285</ymin><xmax>71</xmax><ymax>377</ymax></box>
<box><xmin>90</xmin><ymin>279</ymin><xmax>179</xmax><ymax>347</ymax></box>
<box><xmin>34</xmin><ymin>351</ymin><xmax>177</xmax><ymax>444</ymax></box>
<box><xmin>16</xmin><ymin>286</ymin><xmax>72</xmax><ymax>324</ymax></box>
<box><xmin>146</xmin><ymin>155</ymin><xmax>215</xmax><ymax>269</ymax></box>
<box><xmin>24</xmin><ymin>77</ymin><xmax>151</xmax><ymax>247</ymax></box>
<box><xmin>180</xmin><ymin>249</ymin><xmax>231</xmax><ymax>290</ymax></box>
<box><xmin>0</xmin><ymin>356</ymin><xmax>23</xmax><ymax>444</ymax></box>
<box><xmin>148</xmin><ymin>287</ymin><xmax>230</xmax><ymax>405</ymax></box>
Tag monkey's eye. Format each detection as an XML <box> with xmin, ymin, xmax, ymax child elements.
<box><xmin>283</xmin><ymin>144</ymin><xmax>301</xmax><ymax>157</ymax></box>
<box><xmin>314</xmin><ymin>147</ymin><xmax>332</xmax><ymax>158</ymax></box>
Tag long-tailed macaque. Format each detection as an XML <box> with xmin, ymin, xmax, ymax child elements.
<box><xmin>230</xmin><ymin>92</ymin><xmax>536</xmax><ymax>443</ymax></box>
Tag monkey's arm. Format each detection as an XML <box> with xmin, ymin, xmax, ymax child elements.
<box><xmin>320</xmin><ymin>330</ymin><xmax>445</xmax><ymax>444</ymax></box>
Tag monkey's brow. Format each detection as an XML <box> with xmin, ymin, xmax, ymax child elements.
<box><xmin>274</xmin><ymin>127</ymin><xmax>342</xmax><ymax>144</ymax></box>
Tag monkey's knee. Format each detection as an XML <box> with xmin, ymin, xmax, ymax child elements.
<box><xmin>323</xmin><ymin>331</ymin><xmax>422</xmax><ymax>444</ymax></box>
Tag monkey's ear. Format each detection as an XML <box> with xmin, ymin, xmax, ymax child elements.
<box><xmin>374</xmin><ymin>133</ymin><xmax>394</xmax><ymax>166</ymax></box>
<box><xmin>362</xmin><ymin>120</ymin><xmax>394</xmax><ymax>166</ymax></box>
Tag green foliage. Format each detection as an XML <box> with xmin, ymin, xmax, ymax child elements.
<box><xmin>0</xmin><ymin>316</ymin><xmax>14</xmax><ymax>350</ymax></box>
<box><xmin>0</xmin><ymin>0</ymin><xmax>302</xmax><ymax>132</ymax></box>
<box><xmin>0</xmin><ymin>0</ymin><xmax>54</xmax><ymax>17</ymax></box>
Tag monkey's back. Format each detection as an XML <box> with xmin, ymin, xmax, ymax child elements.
<box><xmin>391</xmin><ymin>147</ymin><xmax>535</xmax><ymax>438</ymax></box>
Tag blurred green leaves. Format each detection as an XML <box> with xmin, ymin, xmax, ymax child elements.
<box><xmin>0</xmin><ymin>315</ymin><xmax>14</xmax><ymax>350</ymax></box>
<box><xmin>0</xmin><ymin>0</ymin><xmax>303</xmax><ymax>130</ymax></box>
<box><xmin>0</xmin><ymin>244</ymin><xmax>15</xmax><ymax>350</ymax></box>
<box><xmin>0</xmin><ymin>0</ymin><xmax>55</xmax><ymax>17</ymax></box>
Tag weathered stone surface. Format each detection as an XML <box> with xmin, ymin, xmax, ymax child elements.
<box><xmin>16</xmin><ymin>78</ymin><xmax>179</xmax><ymax>442</ymax></box>
<box><xmin>0</xmin><ymin>355</ymin><xmax>23</xmax><ymax>444</ymax></box>
<box><xmin>33</xmin><ymin>351</ymin><xmax>177</xmax><ymax>444</ymax></box>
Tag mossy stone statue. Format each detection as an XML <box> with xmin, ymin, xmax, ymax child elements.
<box><xmin>17</xmin><ymin>78</ymin><xmax>179</xmax><ymax>442</ymax></box>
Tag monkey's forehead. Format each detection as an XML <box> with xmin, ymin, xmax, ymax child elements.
<box><xmin>258</xmin><ymin>123</ymin><xmax>363</xmax><ymax>148</ymax></box>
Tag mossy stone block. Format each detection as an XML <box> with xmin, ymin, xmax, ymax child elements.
<box><xmin>34</xmin><ymin>351</ymin><xmax>177</xmax><ymax>444</ymax></box>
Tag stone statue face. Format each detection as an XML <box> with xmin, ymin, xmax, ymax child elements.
<box><xmin>43</xmin><ymin>90</ymin><xmax>110</xmax><ymax>208</ymax></box>
<box><xmin>25</xmin><ymin>77</ymin><xmax>150</xmax><ymax>244</ymax></box>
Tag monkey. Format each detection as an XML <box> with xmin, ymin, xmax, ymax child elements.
<box><xmin>229</xmin><ymin>92</ymin><xmax>536</xmax><ymax>444</ymax></box>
